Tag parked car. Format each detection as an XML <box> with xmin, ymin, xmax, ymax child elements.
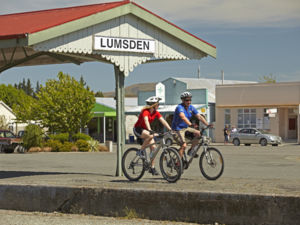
<box><xmin>231</xmin><ymin>128</ymin><xmax>282</xmax><ymax>146</ymax></box>
<box><xmin>0</xmin><ymin>129</ymin><xmax>24</xmax><ymax>153</ymax></box>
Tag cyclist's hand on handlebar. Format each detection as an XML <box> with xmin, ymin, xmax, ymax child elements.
<box><xmin>207</xmin><ymin>124</ymin><xmax>214</xmax><ymax>128</ymax></box>
<box><xmin>148</xmin><ymin>130</ymin><xmax>155</xmax><ymax>135</ymax></box>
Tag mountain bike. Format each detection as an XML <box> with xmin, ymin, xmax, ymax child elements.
<box><xmin>177</xmin><ymin>126</ymin><xmax>224</xmax><ymax>180</ymax></box>
<box><xmin>122</xmin><ymin>131</ymin><xmax>183</xmax><ymax>183</ymax></box>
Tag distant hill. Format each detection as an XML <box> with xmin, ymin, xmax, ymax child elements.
<box><xmin>103</xmin><ymin>82</ymin><xmax>156</xmax><ymax>97</ymax></box>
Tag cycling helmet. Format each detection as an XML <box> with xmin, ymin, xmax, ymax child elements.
<box><xmin>146</xmin><ymin>96</ymin><xmax>162</xmax><ymax>105</ymax></box>
<box><xmin>180</xmin><ymin>91</ymin><xmax>192</xmax><ymax>99</ymax></box>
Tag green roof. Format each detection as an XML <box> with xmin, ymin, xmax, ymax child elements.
<box><xmin>92</xmin><ymin>103</ymin><xmax>116</xmax><ymax>117</ymax></box>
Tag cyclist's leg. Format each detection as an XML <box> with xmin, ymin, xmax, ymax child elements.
<box><xmin>185</xmin><ymin>127</ymin><xmax>200</xmax><ymax>149</ymax></box>
<box><xmin>176</xmin><ymin>129</ymin><xmax>187</xmax><ymax>158</ymax></box>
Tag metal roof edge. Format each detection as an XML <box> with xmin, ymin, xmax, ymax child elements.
<box><xmin>129</xmin><ymin>3</ymin><xmax>216</xmax><ymax>58</ymax></box>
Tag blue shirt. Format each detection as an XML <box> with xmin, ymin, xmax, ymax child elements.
<box><xmin>172</xmin><ymin>104</ymin><xmax>199</xmax><ymax>130</ymax></box>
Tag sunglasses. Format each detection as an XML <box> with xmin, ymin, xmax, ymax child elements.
<box><xmin>185</xmin><ymin>99</ymin><xmax>192</xmax><ymax>102</ymax></box>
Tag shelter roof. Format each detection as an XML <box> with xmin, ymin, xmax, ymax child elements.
<box><xmin>0</xmin><ymin>1</ymin><xmax>129</xmax><ymax>40</ymax></box>
<box><xmin>0</xmin><ymin>1</ymin><xmax>216</xmax><ymax>74</ymax></box>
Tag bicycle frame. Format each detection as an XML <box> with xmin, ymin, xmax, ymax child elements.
<box><xmin>182</xmin><ymin>128</ymin><xmax>210</xmax><ymax>167</ymax></box>
<box><xmin>140</xmin><ymin>131</ymin><xmax>173</xmax><ymax>169</ymax></box>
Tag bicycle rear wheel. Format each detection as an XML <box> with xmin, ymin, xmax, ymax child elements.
<box><xmin>159</xmin><ymin>147</ymin><xmax>182</xmax><ymax>183</ymax></box>
<box><xmin>122</xmin><ymin>148</ymin><xmax>145</xmax><ymax>181</ymax></box>
<box><xmin>199</xmin><ymin>147</ymin><xmax>224</xmax><ymax>180</ymax></box>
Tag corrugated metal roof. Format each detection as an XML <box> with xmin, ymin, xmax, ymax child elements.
<box><xmin>0</xmin><ymin>1</ymin><xmax>129</xmax><ymax>39</ymax></box>
<box><xmin>174</xmin><ymin>77</ymin><xmax>257</xmax><ymax>102</ymax></box>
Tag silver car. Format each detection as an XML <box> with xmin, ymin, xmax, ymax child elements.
<box><xmin>231</xmin><ymin>128</ymin><xmax>282</xmax><ymax>146</ymax></box>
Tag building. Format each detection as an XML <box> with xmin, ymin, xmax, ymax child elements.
<box><xmin>215</xmin><ymin>81</ymin><xmax>300</xmax><ymax>143</ymax></box>
<box><xmin>0</xmin><ymin>101</ymin><xmax>27</xmax><ymax>134</ymax></box>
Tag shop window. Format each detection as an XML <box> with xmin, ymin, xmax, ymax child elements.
<box><xmin>237</xmin><ymin>108</ymin><xmax>256</xmax><ymax>128</ymax></box>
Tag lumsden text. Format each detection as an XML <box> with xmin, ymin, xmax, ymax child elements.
<box><xmin>94</xmin><ymin>36</ymin><xmax>155</xmax><ymax>53</ymax></box>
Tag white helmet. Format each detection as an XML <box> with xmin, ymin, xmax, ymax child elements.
<box><xmin>180</xmin><ymin>91</ymin><xmax>192</xmax><ymax>99</ymax></box>
<box><xmin>146</xmin><ymin>96</ymin><xmax>161</xmax><ymax>105</ymax></box>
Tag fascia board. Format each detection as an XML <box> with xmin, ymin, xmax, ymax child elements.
<box><xmin>129</xmin><ymin>4</ymin><xmax>217</xmax><ymax>59</ymax></box>
<box><xmin>27</xmin><ymin>4</ymin><xmax>131</xmax><ymax>46</ymax></box>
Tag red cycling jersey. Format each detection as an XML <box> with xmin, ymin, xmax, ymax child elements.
<box><xmin>134</xmin><ymin>109</ymin><xmax>162</xmax><ymax>129</ymax></box>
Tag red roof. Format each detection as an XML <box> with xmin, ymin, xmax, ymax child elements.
<box><xmin>0</xmin><ymin>1</ymin><xmax>130</xmax><ymax>40</ymax></box>
<box><xmin>0</xmin><ymin>0</ymin><xmax>215</xmax><ymax>49</ymax></box>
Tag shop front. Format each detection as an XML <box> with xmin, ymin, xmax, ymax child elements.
<box><xmin>215</xmin><ymin>82</ymin><xmax>300</xmax><ymax>143</ymax></box>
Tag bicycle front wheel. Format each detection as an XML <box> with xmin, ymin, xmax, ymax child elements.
<box><xmin>122</xmin><ymin>148</ymin><xmax>145</xmax><ymax>181</ymax></box>
<box><xmin>199</xmin><ymin>147</ymin><xmax>224</xmax><ymax>180</ymax></box>
<box><xmin>159</xmin><ymin>147</ymin><xmax>182</xmax><ymax>183</ymax></box>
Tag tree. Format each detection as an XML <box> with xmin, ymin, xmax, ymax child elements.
<box><xmin>95</xmin><ymin>91</ymin><xmax>104</xmax><ymax>97</ymax></box>
<box><xmin>34</xmin><ymin>72</ymin><xmax>95</xmax><ymax>137</ymax></box>
<box><xmin>0</xmin><ymin>84</ymin><xmax>36</xmax><ymax>122</ymax></box>
<box><xmin>259</xmin><ymin>74</ymin><xmax>276</xmax><ymax>83</ymax></box>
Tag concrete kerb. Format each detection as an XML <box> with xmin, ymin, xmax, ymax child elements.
<box><xmin>0</xmin><ymin>184</ymin><xmax>299</xmax><ymax>225</ymax></box>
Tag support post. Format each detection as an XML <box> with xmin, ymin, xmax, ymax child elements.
<box><xmin>103</xmin><ymin>116</ymin><xmax>106</xmax><ymax>143</ymax></box>
<box><xmin>114</xmin><ymin>65</ymin><xmax>125</xmax><ymax>176</ymax></box>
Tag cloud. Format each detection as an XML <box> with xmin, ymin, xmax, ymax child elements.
<box><xmin>1</xmin><ymin>0</ymin><xmax>300</xmax><ymax>28</ymax></box>
<box><xmin>137</xmin><ymin>0</ymin><xmax>300</xmax><ymax>28</ymax></box>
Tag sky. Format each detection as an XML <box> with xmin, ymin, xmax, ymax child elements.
<box><xmin>0</xmin><ymin>0</ymin><xmax>300</xmax><ymax>92</ymax></box>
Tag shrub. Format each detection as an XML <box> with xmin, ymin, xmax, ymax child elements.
<box><xmin>59</xmin><ymin>141</ymin><xmax>73</xmax><ymax>152</ymax></box>
<box><xmin>49</xmin><ymin>133</ymin><xmax>69</xmax><ymax>143</ymax></box>
<box><xmin>87</xmin><ymin>139</ymin><xmax>100</xmax><ymax>152</ymax></box>
<box><xmin>72</xmin><ymin>132</ymin><xmax>92</xmax><ymax>141</ymax></box>
<box><xmin>98</xmin><ymin>145</ymin><xmax>109</xmax><ymax>152</ymax></box>
<box><xmin>23</xmin><ymin>124</ymin><xmax>43</xmax><ymax>149</ymax></box>
<box><xmin>44</xmin><ymin>139</ymin><xmax>63</xmax><ymax>152</ymax></box>
<box><xmin>75</xmin><ymin>139</ymin><xmax>89</xmax><ymax>152</ymax></box>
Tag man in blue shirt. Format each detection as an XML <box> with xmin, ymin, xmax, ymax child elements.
<box><xmin>172</xmin><ymin>91</ymin><xmax>210</xmax><ymax>158</ymax></box>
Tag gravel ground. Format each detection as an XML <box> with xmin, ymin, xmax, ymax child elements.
<box><xmin>0</xmin><ymin>210</ymin><xmax>219</xmax><ymax>225</ymax></box>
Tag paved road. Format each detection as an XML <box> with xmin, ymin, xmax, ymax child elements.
<box><xmin>0</xmin><ymin>143</ymin><xmax>299</xmax><ymax>196</ymax></box>
<box><xmin>0</xmin><ymin>210</ymin><xmax>205</xmax><ymax>225</ymax></box>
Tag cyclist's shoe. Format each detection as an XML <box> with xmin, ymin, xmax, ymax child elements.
<box><xmin>149</xmin><ymin>167</ymin><xmax>159</xmax><ymax>176</ymax></box>
<box><xmin>136</xmin><ymin>149</ymin><xmax>145</xmax><ymax>158</ymax></box>
<box><xmin>187</xmin><ymin>148</ymin><xmax>199</xmax><ymax>158</ymax></box>
<box><xmin>182</xmin><ymin>160</ymin><xmax>189</xmax><ymax>170</ymax></box>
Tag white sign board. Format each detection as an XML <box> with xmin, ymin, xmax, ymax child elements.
<box><xmin>266</xmin><ymin>108</ymin><xmax>277</xmax><ymax>114</ymax></box>
<box><xmin>94</xmin><ymin>36</ymin><xmax>155</xmax><ymax>53</ymax></box>
<box><xmin>156</xmin><ymin>82</ymin><xmax>165</xmax><ymax>103</ymax></box>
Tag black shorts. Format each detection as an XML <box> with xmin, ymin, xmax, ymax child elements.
<box><xmin>133</xmin><ymin>127</ymin><xmax>144</xmax><ymax>137</ymax></box>
<box><xmin>133</xmin><ymin>127</ymin><xmax>144</xmax><ymax>145</ymax></box>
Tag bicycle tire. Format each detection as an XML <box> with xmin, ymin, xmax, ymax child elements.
<box><xmin>159</xmin><ymin>147</ymin><xmax>182</xmax><ymax>183</ymax></box>
<box><xmin>122</xmin><ymin>147</ymin><xmax>145</xmax><ymax>181</ymax></box>
<box><xmin>199</xmin><ymin>147</ymin><xmax>224</xmax><ymax>180</ymax></box>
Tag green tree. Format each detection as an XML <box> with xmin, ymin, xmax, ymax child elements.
<box><xmin>259</xmin><ymin>74</ymin><xmax>276</xmax><ymax>83</ymax></box>
<box><xmin>0</xmin><ymin>84</ymin><xmax>36</xmax><ymax>122</ymax></box>
<box><xmin>35</xmin><ymin>72</ymin><xmax>95</xmax><ymax>137</ymax></box>
<box><xmin>94</xmin><ymin>91</ymin><xmax>104</xmax><ymax>97</ymax></box>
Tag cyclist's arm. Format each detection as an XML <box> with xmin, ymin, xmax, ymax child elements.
<box><xmin>143</xmin><ymin>116</ymin><xmax>152</xmax><ymax>131</ymax></box>
<box><xmin>179</xmin><ymin>112</ymin><xmax>192</xmax><ymax>127</ymax></box>
<box><xmin>158</xmin><ymin>117</ymin><xmax>172</xmax><ymax>131</ymax></box>
<box><xmin>195</xmin><ymin>113</ymin><xmax>209</xmax><ymax>126</ymax></box>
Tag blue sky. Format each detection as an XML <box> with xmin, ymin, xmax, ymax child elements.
<box><xmin>0</xmin><ymin>0</ymin><xmax>299</xmax><ymax>92</ymax></box>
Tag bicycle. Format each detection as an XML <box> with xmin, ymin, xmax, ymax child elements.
<box><xmin>176</xmin><ymin>126</ymin><xmax>224</xmax><ymax>180</ymax></box>
<box><xmin>122</xmin><ymin>130</ymin><xmax>183</xmax><ymax>183</ymax></box>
